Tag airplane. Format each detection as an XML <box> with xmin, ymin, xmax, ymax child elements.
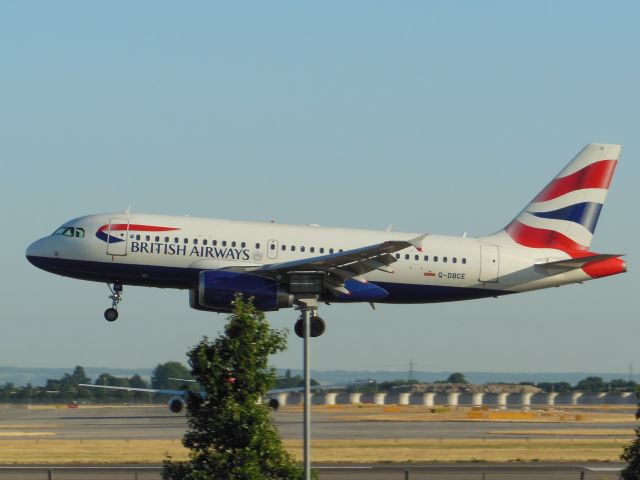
<box><xmin>26</xmin><ymin>143</ymin><xmax>626</xmax><ymax>337</ymax></box>
<box><xmin>78</xmin><ymin>379</ymin><xmax>341</xmax><ymax>412</ymax></box>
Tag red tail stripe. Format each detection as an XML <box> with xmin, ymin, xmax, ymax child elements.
<box><xmin>533</xmin><ymin>160</ymin><xmax>617</xmax><ymax>202</ymax></box>
<box><xmin>505</xmin><ymin>220</ymin><xmax>588</xmax><ymax>253</ymax></box>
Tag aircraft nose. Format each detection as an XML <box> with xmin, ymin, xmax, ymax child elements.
<box><xmin>26</xmin><ymin>237</ymin><xmax>50</xmax><ymax>268</ymax></box>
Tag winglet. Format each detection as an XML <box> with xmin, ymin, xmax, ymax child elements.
<box><xmin>408</xmin><ymin>234</ymin><xmax>428</xmax><ymax>252</ymax></box>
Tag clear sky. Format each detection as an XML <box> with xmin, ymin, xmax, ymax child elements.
<box><xmin>1</xmin><ymin>1</ymin><xmax>638</xmax><ymax>376</ymax></box>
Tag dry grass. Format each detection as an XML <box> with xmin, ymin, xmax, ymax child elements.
<box><xmin>488</xmin><ymin>429</ymin><xmax>634</xmax><ymax>437</ymax></box>
<box><xmin>312</xmin><ymin>404</ymin><xmax>637</xmax><ymax>424</ymax></box>
<box><xmin>0</xmin><ymin>437</ymin><xmax>631</xmax><ymax>464</ymax></box>
<box><xmin>0</xmin><ymin>439</ymin><xmax>189</xmax><ymax>464</ymax></box>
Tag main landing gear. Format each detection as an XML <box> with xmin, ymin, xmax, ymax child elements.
<box><xmin>104</xmin><ymin>281</ymin><xmax>123</xmax><ymax>322</ymax></box>
<box><xmin>294</xmin><ymin>310</ymin><xmax>326</xmax><ymax>338</ymax></box>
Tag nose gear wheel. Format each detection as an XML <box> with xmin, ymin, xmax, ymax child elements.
<box><xmin>104</xmin><ymin>282</ymin><xmax>123</xmax><ymax>322</ymax></box>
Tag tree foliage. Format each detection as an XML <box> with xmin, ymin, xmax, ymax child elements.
<box><xmin>163</xmin><ymin>295</ymin><xmax>308</xmax><ymax>480</ymax></box>
<box><xmin>446</xmin><ymin>372</ymin><xmax>468</xmax><ymax>384</ymax></box>
<box><xmin>152</xmin><ymin>361</ymin><xmax>193</xmax><ymax>389</ymax></box>
<box><xmin>621</xmin><ymin>426</ymin><xmax>640</xmax><ymax>479</ymax></box>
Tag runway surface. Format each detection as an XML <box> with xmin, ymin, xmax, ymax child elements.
<box><xmin>0</xmin><ymin>404</ymin><xmax>635</xmax><ymax>440</ymax></box>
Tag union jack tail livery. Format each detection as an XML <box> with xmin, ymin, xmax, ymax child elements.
<box><xmin>502</xmin><ymin>143</ymin><xmax>620</xmax><ymax>253</ymax></box>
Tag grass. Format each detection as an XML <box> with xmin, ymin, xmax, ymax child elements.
<box><xmin>0</xmin><ymin>437</ymin><xmax>631</xmax><ymax>464</ymax></box>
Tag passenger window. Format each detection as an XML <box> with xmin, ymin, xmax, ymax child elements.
<box><xmin>213</xmin><ymin>240</ymin><xmax>218</xmax><ymax>246</ymax></box>
<box><xmin>320</xmin><ymin>248</ymin><xmax>325</xmax><ymax>254</ymax></box>
<box><xmin>145</xmin><ymin>235</ymin><xmax>150</xmax><ymax>241</ymax></box>
<box><xmin>434</xmin><ymin>256</ymin><xmax>438</xmax><ymax>262</ymax></box>
<box><xmin>203</xmin><ymin>239</ymin><xmax>208</xmax><ymax>246</ymax></box>
<box><xmin>405</xmin><ymin>254</ymin><xmax>410</xmax><ymax>260</ymax></box>
<box><xmin>174</xmin><ymin>237</ymin><xmax>179</xmax><ymax>243</ymax></box>
<box><xmin>241</xmin><ymin>242</ymin><xmax>246</xmax><ymax>248</ymax></box>
<box><xmin>329</xmin><ymin>248</ymin><xmax>334</xmax><ymax>254</ymax></box>
<box><xmin>281</xmin><ymin>245</ymin><xmax>286</xmax><ymax>251</ymax></box>
<box><xmin>291</xmin><ymin>245</ymin><xmax>296</xmax><ymax>252</ymax></box>
<box><xmin>301</xmin><ymin>246</ymin><xmax>305</xmax><ymax>252</ymax></box>
<box><xmin>462</xmin><ymin>258</ymin><xmax>467</xmax><ymax>264</ymax></box>
<box><xmin>395</xmin><ymin>253</ymin><xmax>400</xmax><ymax>259</ymax></box>
<box><xmin>310</xmin><ymin>247</ymin><xmax>315</xmax><ymax>253</ymax></box>
<box><xmin>270</xmin><ymin>244</ymin><xmax>275</xmax><ymax>250</ymax></box>
<box><xmin>183</xmin><ymin>238</ymin><xmax>189</xmax><ymax>244</ymax></box>
<box><xmin>443</xmin><ymin>257</ymin><xmax>448</xmax><ymax>263</ymax></box>
<box><xmin>164</xmin><ymin>237</ymin><xmax>169</xmax><ymax>243</ymax></box>
<box><xmin>193</xmin><ymin>238</ymin><xmax>198</xmax><ymax>245</ymax></box>
<box><xmin>452</xmin><ymin>257</ymin><xmax>457</xmax><ymax>263</ymax></box>
<box><xmin>232</xmin><ymin>241</ymin><xmax>236</xmax><ymax>247</ymax></box>
<box><xmin>256</xmin><ymin>243</ymin><xmax>261</xmax><ymax>249</ymax></box>
<box><xmin>414</xmin><ymin>255</ymin><xmax>419</xmax><ymax>261</ymax></box>
<box><xmin>136</xmin><ymin>235</ymin><xmax>141</xmax><ymax>241</ymax></box>
<box><xmin>155</xmin><ymin>236</ymin><xmax>160</xmax><ymax>242</ymax></box>
<box><xmin>424</xmin><ymin>255</ymin><xmax>429</xmax><ymax>261</ymax></box>
<box><xmin>222</xmin><ymin>241</ymin><xmax>227</xmax><ymax>247</ymax></box>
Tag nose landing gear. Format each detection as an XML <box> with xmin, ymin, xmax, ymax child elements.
<box><xmin>104</xmin><ymin>282</ymin><xmax>123</xmax><ymax>322</ymax></box>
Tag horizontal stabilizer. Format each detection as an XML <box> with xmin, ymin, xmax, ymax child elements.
<box><xmin>536</xmin><ymin>253</ymin><xmax>624</xmax><ymax>270</ymax></box>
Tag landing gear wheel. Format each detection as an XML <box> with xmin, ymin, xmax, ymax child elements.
<box><xmin>294</xmin><ymin>319</ymin><xmax>303</xmax><ymax>338</ymax></box>
<box><xmin>105</xmin><ymin>282</ymin><xmax>123</xmax><ymax>322</ymax></box>
<box><xmin>310</xmin><ymin>316</ymin><xmax>326</xmax><ymax>337</ymax></box>
<box><xmin>104</xmin><ymin>308</ymin><xmax>118</xmax><ymax>322</ymax></box>
<box><xmin>294</xmin><ymin>316</ymin><xmax>326</xmax><ymax>338</ymax></box>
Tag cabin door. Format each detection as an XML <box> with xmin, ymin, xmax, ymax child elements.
<box><xmin>106</xmin><ymin>218</ymin><xmax>129</xmax><ymax>256</ymax></box>
<box><xmin>479</xmin><ymin>245</ymin><xmax>500</xmax><ymax>283</ymax></box>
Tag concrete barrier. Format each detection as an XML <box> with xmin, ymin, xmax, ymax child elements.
<box><xmin>290</xmin><ymin>389</ymin><xmax>636</xmax><ymax>407</ymax></box>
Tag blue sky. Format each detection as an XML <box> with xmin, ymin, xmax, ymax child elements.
<box><xmin>1</xmin><ymin>1</ymin><xmax>638</xmax><ymax>376</ymax></box>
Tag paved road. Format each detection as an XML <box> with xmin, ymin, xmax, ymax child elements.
<box><xmin>0</xmin><ymin>463</ymin><xmax>625</xmax><ymax>480</ymax></box>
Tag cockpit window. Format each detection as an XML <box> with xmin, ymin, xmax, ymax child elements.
<box><xmin>51</xmin><ymin>226</ymin><xmax>85</xmax><ymax>238</ymax></box>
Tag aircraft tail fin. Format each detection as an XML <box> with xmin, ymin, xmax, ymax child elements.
<box><xmin>501</xmin><ymin>143</ymin><xmax>621</xmax><ymax>252</ymax></box>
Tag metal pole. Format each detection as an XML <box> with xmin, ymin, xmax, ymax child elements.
<box><xmin>303</xmin><ymin>307</ymin><xmax>311</xmax><ymax>480</ymax></box>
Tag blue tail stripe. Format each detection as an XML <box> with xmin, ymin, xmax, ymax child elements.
<box><xmin>528</xmin><ymin>202</ymin><xmax>603</xmax><ymax>233</ymax></box>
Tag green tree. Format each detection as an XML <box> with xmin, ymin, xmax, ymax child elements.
<box><xmin>152</xmin><ymin>361</ymin><xmax>193</xmax><ymax>390</ymax></box>
<box><xmin>576</xmin><ymin>376</ymin><xmax>606</xmax><ymax>392</ymax></box>
<box><xmin>447</xmin><ymin>372</ymin><xmax>468</xmax><ymax>384</ymax></box>
<box><xmin>163</xmin><ymin>295</ymin><xmax>308</xmax><ymax>480</ymax></box>
<box><xmin>620</xmin><ymin>426</ymin><xmax>640</xmax><ymax>479</ymax></box>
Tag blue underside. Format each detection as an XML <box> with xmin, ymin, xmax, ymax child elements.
<box><xmin>26</xmin><ymin>256</ymin><xmax>509</xmax><ymax>304</ymax></box>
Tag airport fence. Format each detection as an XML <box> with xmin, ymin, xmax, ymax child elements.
<box><xmin>0</xmin><ymin>464</ymin><xmax>625</xmax><ymax>479</ymax></box>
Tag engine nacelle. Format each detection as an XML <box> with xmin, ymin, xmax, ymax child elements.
<box><xmin>168</xmin><ymin>396</ymin><xmax>185</xmax><ymax>413</ymax></box>
<box><xmin>268</xmin><ymin>397</ymin><xmax>280</xmax><ymax>410</ymax></box>
<box><xmin>190</xmin><ymin>271</ymin><xmax>293</xmax><ymax>313</ymax></box>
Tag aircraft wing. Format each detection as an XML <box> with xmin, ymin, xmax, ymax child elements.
<box><xmin>79</xmin><ymin>384</ymin><xmax>186</xmax><ymax>396</ymax></box>
<box><xmin>79</xmin><ymin>383</ymin><xmax>343</xmax><ymax>396</ymax></box>
<box><xmin>241</xmin><ymin>234</ymin><xmax>427</xmax><ymax>296</ymax></box>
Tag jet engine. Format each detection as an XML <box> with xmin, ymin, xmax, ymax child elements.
<box><xmin>168</xmin><ymin>396</ymin><xmax>185</xmax><ymax>413</ymax></box>
<box><xmin>190</xmin><ymin>271</ymin><xmax>293</xmax><ymax>313</ymax></box>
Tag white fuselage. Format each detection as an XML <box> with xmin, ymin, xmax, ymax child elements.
<box><xmin>26</xmin><ymin>212</ymin><xmax>598</xmax><ymax>307</ymax></box>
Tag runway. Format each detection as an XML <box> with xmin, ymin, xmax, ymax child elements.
<box><xmin>1</xmin><ymin>404</ymin><xmax>635</xmax><ymax>441</ymax></box>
